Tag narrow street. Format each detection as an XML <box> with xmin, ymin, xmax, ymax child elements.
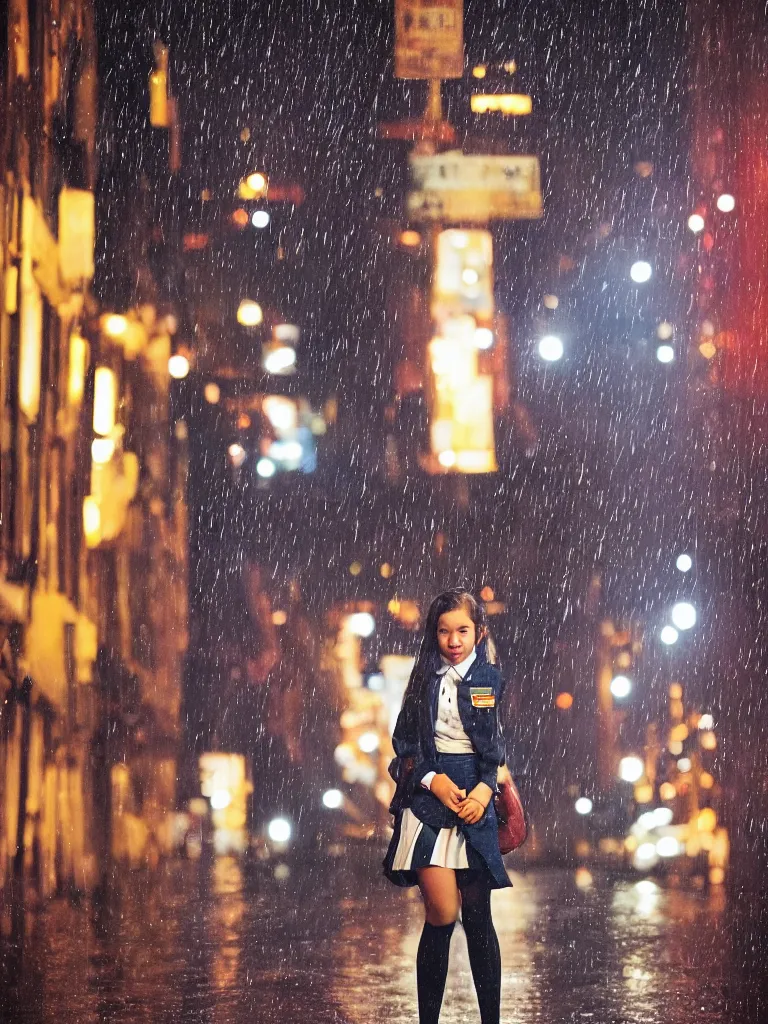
<box><xmin>1</xmin><ymin>851</ymin><xmax>733</xmax><ymax>1023</ymax></box>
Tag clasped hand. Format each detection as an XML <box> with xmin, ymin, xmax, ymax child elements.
<box><xmin>430</xmin><ymin>775</ymin><xmax>493</xmax><ymax>825</ymax></box>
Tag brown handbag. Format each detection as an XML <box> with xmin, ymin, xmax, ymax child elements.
<box><xmin>494</xmin><ymin>776</ymin><xmax>528</xmax><ymax>854</ymax></box>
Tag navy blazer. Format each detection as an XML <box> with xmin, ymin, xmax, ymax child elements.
<box><xmin>391</xmin><ymin>658</ymin><xmax>505</xmax><ymax>799</ymax></box>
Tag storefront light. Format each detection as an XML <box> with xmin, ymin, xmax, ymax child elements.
<box><xmin>83</xmin><ymin>496</ymin><xmax>102</xmax><ymax>548</ymax></box>
<box><xmin>68</xmin><ymin>333</ymin><xmax>88</xmax><ymax>405</ymax></box>
<box><xmin>93</xmin><ymin>367</ymin><xmax>117</xmax><ymax>436</ymax></box>
<box><xmin>210</xmin><ymin>789</ymin><xmax>231</xmax><ymax>810</ymax></box>
<box><xmin>91</xmin><ymin>438</ymin><xmax>115</xmax><ymax>464</ymax></box>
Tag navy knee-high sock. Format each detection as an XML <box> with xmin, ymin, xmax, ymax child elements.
<box><xmin>460</xmin><ymin>886</ymin><xmax>501</xmax><ymax>1024</ymax></box>
<box><xmin>416</xmin><ymin>921</ymin><xmax>455</xmax><ymax>1024</ymax></box>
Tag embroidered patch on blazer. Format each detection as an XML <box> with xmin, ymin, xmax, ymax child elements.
<box><xmin>470</xmin><ymin>687</ymin><xmax>495</xmax><ymax>708</ymax></box>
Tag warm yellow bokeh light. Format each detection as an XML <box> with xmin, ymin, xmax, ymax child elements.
<box><xmin>246</xmin><ymin>172</ymin><xmax>268</xmax><ymax>194</ymax></box>
<box><xmin>237</xmin><ymin>299</ymin><xmax>263</xmax><ymax>327</ymax></box>
<box><xmin>104</xmin><ymin>314</ymin><xmax>128</xmax><ymax>337</ymax></box>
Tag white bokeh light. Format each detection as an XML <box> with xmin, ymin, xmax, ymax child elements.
<box><xmin>716</xmin><ymin>193</ymin><xmax>735</xmax><ymax>213</ymax></box>
<box><xmin>656</xmin><ymin>836</ymin><xmax>681</xmax><ymax>858</ymax></box>
<box><xmin>348</xmin><ymin>612</ymin><xmax>375</xmax><ymax>637</ymax></box>
<box><xmin>251</xmin><ymin>209</ymin><xmax>271</xmax><ymax>228</ymax></box>
<box><xmin>676</xmin><ymin>553</ymin><xmax>692</xmax><ymax>572</ymax></box>
<box><xmin>660</xmin><ymin>625</ymin><xmax>679</xmax><ymax>645</ymax></box>
<box><xmin>267</xmin><ymin>818</ymin><xmax>292</xmax><ymax>843</ymax></box>
<box><xmin>619</xmin><ymin>756</ymin><xmax>644</xmax><ymax>783</ymax></box>
<box><xmin>656</xmin><ymin>345</ymin><xmax>675</xmax><ymax>364</ymax></box>
<box><xmin>610</xmin><ymin>675</ymin><xmax>632</xmax><ymax>698</ymax></box>
<box><xmin>671</xmin><ymin>601</ymin><xmax>697</xmax><ymax>631</ymax></box>
<box><xmin>687</xmin><ymin>213</ymin><xmax>705</xmax><ymax>233</ymax></box>
<box><xmin>358</xmin><ymin>731</ymin><xmax>380</xmax><ymax>753</ymax></box>
<box><xmin>210</xmin><ymin>789</ymin><xmax>231</xmax><ymax>810</ymax></box>
<box><xmin>322</xmin><ymin>789</ymin><xmax>343</xmax><ymax>809</ymax></box>
<box><xmin>575</xmin><ymin>797</ymin><xmax>593</xmax><ymax>815</ymax></box>
<box><xmin>630</xmin><ymin>261</ymin><xmax>652</xmax><ymax>283</ymax></box>
<box><xmin>538</xmin><ymin>334</ymin><xmax>564</xmax><ymax>362</ymax></box>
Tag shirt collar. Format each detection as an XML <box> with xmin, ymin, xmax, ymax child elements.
<box><xmin>436</xmin><ymin>649</ymin><xmax>477</xmax><ymax>677</ymax></box>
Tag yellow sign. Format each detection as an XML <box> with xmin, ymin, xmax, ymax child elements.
<box><xmin>471</xmin><ymin>93</ymin><xmax>532</xmax><ymax>115</ymax></box>
<box><xmin>425</xmin><ymin>230</ymin><xmax>497</xmax><ymax>474</ymax></box>
<box><xmin>395</xmin><ymin>0</ymin><xmax>463</xmax><ymax>79</ymax></box>
<box><xmin>426</xmin><ymin>321</ymin><xmax>497</xmax><ymax>475</ymax></box>
<box><xmin>408</xmin><ymin>151</ymin><xmax>542</xmax><ymax>222</ymax></box>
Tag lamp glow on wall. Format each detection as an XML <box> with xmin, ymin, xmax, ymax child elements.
<box><xmin>93</xmin><ymin>367</ymin><xmax>117</xmax><ymax>436</ymax></box>
<box><xmin>18</xmin><ymin>281</ymin><xmax>43</xmax><ymax>420</ymax></box>
<box><xmin>83</xmin><ymin>496</ymin><xmax>102</xmax><ymax>548</ymax></box>
<box><xmin>68</xmin><ymin>334</ymin><xmax>89</xmax><ymax>405</ymax></box>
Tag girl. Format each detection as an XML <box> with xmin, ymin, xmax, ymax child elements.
<box><xmin>383</xmin><ymin>589</ymin><xmax>511</xmax><ymax>1024</ymax></box>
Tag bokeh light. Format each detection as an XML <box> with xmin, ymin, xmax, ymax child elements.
<box><xmin>538</xmin><ymin>334</ymin><xmax>564</xmax><ymax>361</ymax></box>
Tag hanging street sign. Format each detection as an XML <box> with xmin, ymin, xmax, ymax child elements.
<box><xmin>407</xmin><ymin>151</ymin><xmax>543</xmax><ymax>222</ymax></box>
<box><xmin>394</xmin><ymin>0</ymin><xmax>464</xmax><ymax>80</ymax></box>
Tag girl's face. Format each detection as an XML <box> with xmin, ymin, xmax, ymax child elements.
<box><xmin>436</xmin><ymin>606</ymin><xmax>481</xmax><ymax>665</ymax></box>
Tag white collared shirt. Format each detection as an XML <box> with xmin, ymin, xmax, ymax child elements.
<box><xmin>421</xmin><ymin>650</ymin><xmax>477</xmax><ymax>790</ymax></box>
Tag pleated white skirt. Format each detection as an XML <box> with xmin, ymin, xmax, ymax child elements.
<box><xmin>390</xmin><ymin>807</ymin><xmax>470</xmax><ymax>871</ymax></box>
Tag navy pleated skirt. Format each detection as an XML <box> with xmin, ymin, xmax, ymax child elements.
<box><xmin>383</xmin><ymin>753</ymin><xmax>511</xmax><ymax>890</ymax></box>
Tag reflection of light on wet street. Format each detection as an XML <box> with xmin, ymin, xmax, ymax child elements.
<box><xmin>0</xmin><ymin>861</ymin><xmax>736</xmax><ymax>1023</ymax></box>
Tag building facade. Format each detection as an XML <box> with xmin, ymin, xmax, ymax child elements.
<box><xmin>1</xmin><ymin>0</ymin><xmax>187</xmax><ymax>911</ymax></box>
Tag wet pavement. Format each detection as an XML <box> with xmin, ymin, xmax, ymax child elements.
<box><xmin>0</xmin><ymin>849</ymin><xmax>748</xmax><ymax>1023</ymax></box>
